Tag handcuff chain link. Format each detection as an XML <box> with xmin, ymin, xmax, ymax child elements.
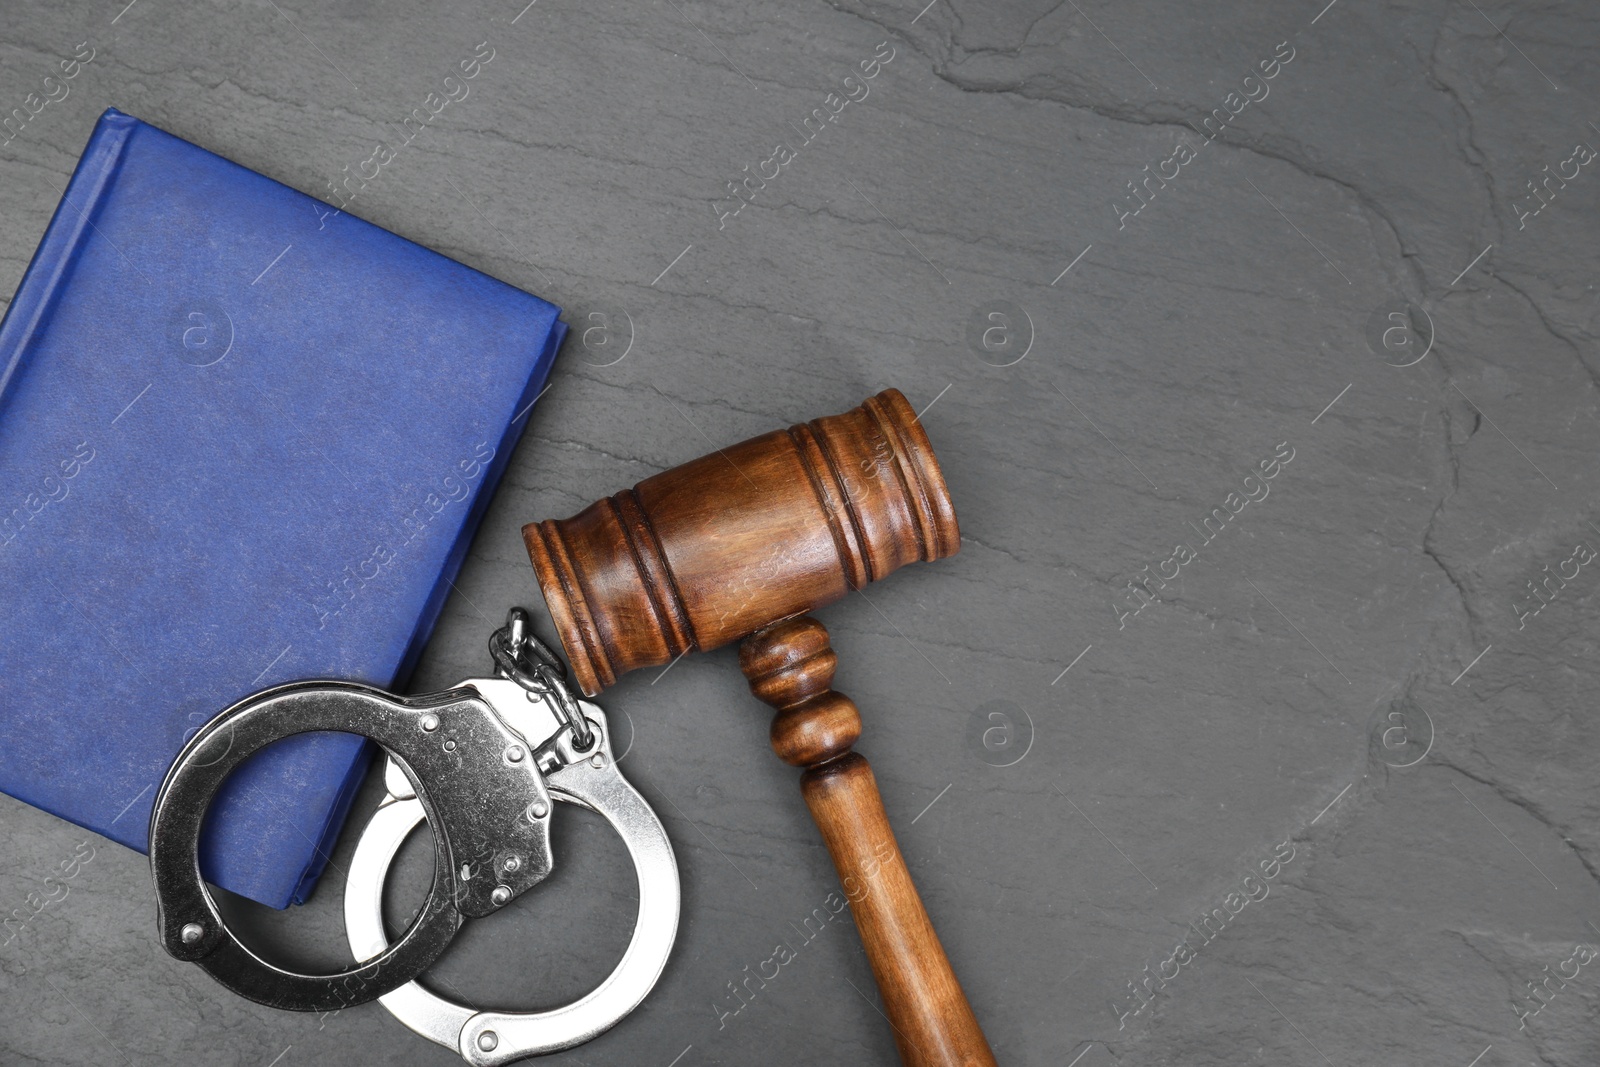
<box><xmin>488</xmin><ymin>607</ymin><xmax>596</xmax><ymax>754</ymax></box>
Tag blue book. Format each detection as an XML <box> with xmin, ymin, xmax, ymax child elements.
<box><xmin>0</xmin><ymin>109</ymin><xmax>566</xmax><ymax>908</ymax></box>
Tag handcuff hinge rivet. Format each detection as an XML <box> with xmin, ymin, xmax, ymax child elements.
<box><xmin>527</xmin><ymin>800</ymin><xmax>548</xmax><ymax>820</ymax></box>
<box><xmin>591</xmin><ymin>753</ymin><xmax>606</xmax><ymax>769</ymax></box>
<box><xmin>503</xmin><ymin>855</ymin><xmax>522</xmax><ymax>873</ymax></box>
<box><xmin>420</xmin><ymin>713</ymin><xmax>440</xmax><ymax>732</ymax></box>
<box><xmin>477</xmin><ymin>1031</ymin><xmax>499</xmax><ymax>1052</ymax></box>
<box><xmin>490</xmin><ymin>885</ymin><xmax>512</xmax><ymax>906</ymax></box>
<box><xmin>180</xmin><ymin>923</ymin><xmax>204</xmax><ymax>944</ymax></box>
<box><xmin>505</xmin><ymin>744</ymin><xmax>525</xmax><ymax>763</ymax></box>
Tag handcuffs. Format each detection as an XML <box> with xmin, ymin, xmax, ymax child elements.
<box><xmin>149</xmin><ymin>609</ymin><xmax>679</xmax><ymax>1063</ymax></box>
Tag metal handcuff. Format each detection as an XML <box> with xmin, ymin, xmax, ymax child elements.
<box><xmin>149</xmin><ymin>608</ymin><xmax>679</xmax><ymax>1063</ymax></box>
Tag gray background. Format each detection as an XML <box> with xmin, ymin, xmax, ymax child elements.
<box><xmin>1</xmin><ymin>0</ymin><xmax>1598</xmax><ymax>1064</ymax></box>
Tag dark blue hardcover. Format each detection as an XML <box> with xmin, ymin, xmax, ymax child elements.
<box><xmin>0</xmin><ymin>109</ymin><xmax>566</xmax><ymax>908</ymax></box>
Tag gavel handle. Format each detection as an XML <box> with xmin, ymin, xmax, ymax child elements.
<box><xmin>805</xmin><ymin>754</ymin><xmax>997</xmax><ymax>1066</ymax></box>
<box><xmin>741</xmin><ymin>617</ymin><xmax>998</xmax><ymax>1067</ymax></box>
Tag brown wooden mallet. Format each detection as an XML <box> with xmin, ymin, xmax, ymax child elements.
<box><xmin>522</xmin><ymin>388</ymin><xmax>996</xmax><ymax>1067</ymax></box>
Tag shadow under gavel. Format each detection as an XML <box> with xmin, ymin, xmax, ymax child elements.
<box><xmin>523</xmin><ymin>388</ymin><xmax>996</xmax><ymax>1067</ymax></box>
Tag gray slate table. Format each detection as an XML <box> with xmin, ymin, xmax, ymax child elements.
<box><xmin>2</xmin><ymin>1</ymin><xmax>1597</xmax><ymax>1064</ymax></box>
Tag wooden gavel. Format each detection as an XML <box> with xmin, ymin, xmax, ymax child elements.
<box><xmin>522</xmin><ymin>388</ymin><xmax>996</xmax><ymax>1067</ymax></box>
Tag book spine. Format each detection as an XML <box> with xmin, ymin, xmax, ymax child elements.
<box><xmin>0</xmin><ymin>108</ymin><xmax>139</xmax><ymax>407</ymax></box>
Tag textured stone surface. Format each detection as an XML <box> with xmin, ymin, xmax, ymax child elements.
<box><xmin>2</xmin><ymin>0</ymin><xmax>1598</xmax><ymax>1064</ymax></box>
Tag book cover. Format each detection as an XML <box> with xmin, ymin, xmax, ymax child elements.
<box><xmin>0</xmin><ymin>109</ymin><xmax>566</xmax><ymax>908</ymax></box>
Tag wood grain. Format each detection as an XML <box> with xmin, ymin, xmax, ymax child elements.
<box><xmin>743</xmin><ymin>617</ymin><xmax>998</xmax><ymax>1067</ymax></box>
<box><xmin>524</xmin><ymin>388</ymin><xmax>994</xmax><ymax>1065</ymax></box>
<box><xmin>523</xmin><ymin>388</ymin><xmax>958</xmax><ymax>695</ymax></box>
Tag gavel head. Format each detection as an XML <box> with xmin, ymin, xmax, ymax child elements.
<box><xmin>522</xmin><ymin>388</ymin><xmax>960</xmax><ymax>696</ymax></box>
